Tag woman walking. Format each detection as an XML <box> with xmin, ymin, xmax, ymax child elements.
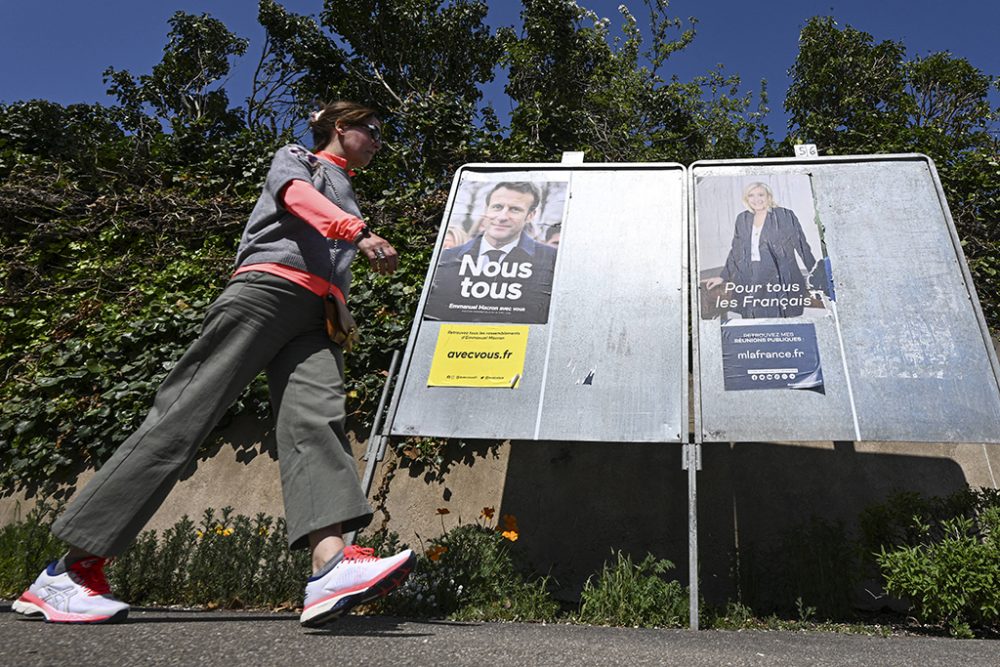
<box><xmin>14</xmin><ymin>101</ymin><xmax>415</xmax><ymax>629</ymax></box>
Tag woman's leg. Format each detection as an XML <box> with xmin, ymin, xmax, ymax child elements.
<box><xmin>308</xmin><ymin>524</ymin><xmax>345</xmax><ymax>574</ymax></box>
<box><xmin>266</xmin><ymin>326</ymin><xmax>373</xmax><ymax>557</ymax></box>
<box><xmin>51</xmin><ymin>273</ymin><xmax>302</xmax><ymax>557</ymax></box>
<box><xmin>263</xmin><ymin>297</ymin><xmax>414</xmax><ymax>628</ymax></box>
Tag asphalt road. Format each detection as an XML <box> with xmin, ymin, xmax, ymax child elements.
<box><xmin>3</xmin><ymin>603</ymin><xmax>997</xmax><ymax>667</ymax></box>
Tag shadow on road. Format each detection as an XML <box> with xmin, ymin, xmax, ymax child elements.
<box><xmin>2</xmin><ymin>603</ymin><xmax>467</xmax><ymax>637</ymax></box>
<box><xmin>306</xmin><ymin>615</ymin><xmax>474</xmax><ymax>637</ymax></box>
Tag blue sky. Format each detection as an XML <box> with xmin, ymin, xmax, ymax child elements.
<box><xmin>1</xmin><ymin>1</ymin><xmax>997</xmax><ymax>136</ymax></box>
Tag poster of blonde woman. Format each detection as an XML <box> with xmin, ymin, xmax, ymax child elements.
<box><xmin>697</xmin><ymin>174</ymin><xmax>833</xmax><ymax>392</ymax></box>
<box><xmin>697</xmin><ymin>174</ymin><xmax>834</xmax><ymax>322</ymax></box>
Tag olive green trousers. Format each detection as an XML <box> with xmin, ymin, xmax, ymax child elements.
<box><xmin>52</xmin><ymin>272</ymin><xmax>373</xmax><ymax>556</ymax></box>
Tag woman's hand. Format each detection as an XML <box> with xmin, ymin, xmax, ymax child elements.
<box><xmin>704</xmin><ymin>276</ymin><xmax>724</xmax><ymax>290</ymax></box>
<box><xmin>357</xmin><ymin>233</ymin><xmax>399</xmax><ymax>275</ymax></box>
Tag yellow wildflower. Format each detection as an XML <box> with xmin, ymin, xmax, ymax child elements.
<box><xmin>426</xmin><ymin>545</ymin><xmax>448</xmax><ymax>562</ymax></box>
<box><xmin>480</xmin><ymin>506</ymin><xmax>495</xmax><ymax>520</ymax></box>
<box><xmin>500</xmin><ymin>514</ymin><xmax>519</xmax><ymax>541</ymax></box>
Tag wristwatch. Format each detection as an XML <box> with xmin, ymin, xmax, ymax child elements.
<box><xmin>354</xmin><ymin>226</ymin><xmax>372</xmax><ymax>243</ymax></box>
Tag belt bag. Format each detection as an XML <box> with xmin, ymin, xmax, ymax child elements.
<box><xmin>325</xmin><ymin>294</ymin><xmax>358</xmax><ymax>352</ymax></box>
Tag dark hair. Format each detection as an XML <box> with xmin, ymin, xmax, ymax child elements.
<box><xmin>544</xmin><ymin>223</ymin><xmax>561</xmax><ymax>241</ymax></box>
<box><xmin>309</xmin><ymin>101</ymin><xmax>379</xmax><ymax>152</ymax></box>
<box><xmin>486</xmin><ymin>181</ymin><xmax>541</xmax><ymax>211</ymax></box>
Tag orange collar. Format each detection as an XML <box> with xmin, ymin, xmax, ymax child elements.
<box><xmin>316</xmin><ymin>150</ymin><xmax>355</xmax><ymax>177</ymax></box>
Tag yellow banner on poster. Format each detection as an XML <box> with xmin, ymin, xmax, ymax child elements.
<box><xmin>427</xmin><ymin>325</ymin><xmax>529</xmax><ymax>388</ymax></box>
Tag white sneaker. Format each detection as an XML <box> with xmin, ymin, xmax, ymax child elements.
<box><xmin>300</xmin><ymin>545</ymin><xmax>415</xmax><ymax>628</ymax></box>
<box><xmin>12</xmin><ymin>558</ymin><xmax>129</xmax><ymax>624</ymax></box>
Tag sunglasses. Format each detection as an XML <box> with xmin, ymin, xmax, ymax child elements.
<box><xmin>355</xmin><ymin>123</ymin><xmax>382</xmax><ymax>143</ymax></box>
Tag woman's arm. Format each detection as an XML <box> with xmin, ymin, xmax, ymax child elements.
<box><xmin>705</xmin><ymin>214</ymin><xmax>744</xmax><ymax>289</ymax></box>
<box><xmin>721</xmin><ymin>213</ymin><xmax>747</xmax><ymax>281</ymax></box>
<box><xmin>280</xmin><ymin>178</ymin><xmax>398</xmax><ymax>274</ymax></box>
<box><xmin>280</xmin><ymin>179</ymin><xmax>366</xmax><ymax>242</ymax></box>
<box><xmin>786</xmin><ymin>208</ymin><xmax>817</xmax><ymax>271</ymax></box>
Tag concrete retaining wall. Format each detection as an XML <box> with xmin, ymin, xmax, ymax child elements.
<box><xmin>6</xmin><ymin>413</ymin><xmax>995</xmax><ymax>609</ymax></box>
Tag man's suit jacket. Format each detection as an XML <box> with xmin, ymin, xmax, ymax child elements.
<box><xmin>423</xmin><ymin>233</ymin><xmax>558</xmax><ymax>323</ymax></box>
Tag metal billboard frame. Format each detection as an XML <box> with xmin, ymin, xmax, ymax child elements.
<box><xmin>689</xmin><ymin>153</ymin><xmax>1000</xmax><ymax>445</ymax></box>
<box><xmin>358</xmin><ymin>153</ymin><xmax>1000</xmax><ymax>632</ymax></box>
<box><xmin>384</xmin><ymin>161</ymin><xmax>689</xmax><ymax>444</ymax></box>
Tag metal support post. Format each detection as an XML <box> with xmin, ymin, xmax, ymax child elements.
<box><xmin>360</xmin><ymin>349</ymin><xmax>402</xmax><ymax>494</ymax></box>
<box><xmin>681</xmin><ymin>442</ymin><xmax>702</xmax><ymax>630</ymax></box>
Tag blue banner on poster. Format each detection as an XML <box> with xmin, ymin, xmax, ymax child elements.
<box><xmin>721</xmin><ymin>323</ymin><xmax>823</xmax><ymax>392</ymax></box>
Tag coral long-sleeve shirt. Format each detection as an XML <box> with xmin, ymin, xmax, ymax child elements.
<box><xmin>233</xmin><ymin>150</ymin><xmax>363</xmax><ymax>303</ymax></box>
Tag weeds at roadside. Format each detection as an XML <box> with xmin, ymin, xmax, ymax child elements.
<box><xmin>876</xmin><ymin>503</ymin><xmax>1000</xmax><ymax>637</ymax></box>
<box><xmin>1</xmin><ymin>488</ymin><xmax>998</xmax><ymax>638</ymax></box>
<box><xmin>704</xmin><ymin>601</ymin><xmax>895</xmax><ymax>636</ymax></box>
<box><xmin>0</xmin><ymin>501</ymin><xmax>64</xmax><ymax>598</ymax></box>
<box><xmin>366</xmin><ymin>507</ymin><xmax>560</xmax><ymax>622</ymax></box>
<box><xmin>109</xmin><ymin>508</ymin><xmax>309</xmax><ymax>609</ymax></box>
<box><xmin>576</xmin><ymin>550</ymin><xmax>688</xmax><ymax>628</ymax></box>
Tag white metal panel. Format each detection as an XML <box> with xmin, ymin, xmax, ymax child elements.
<box><xmin>691</xmin><ymin>155</ymin><xmax>1000</xmax><ymax>443</ymax></box>
<box><xmin>390</xmin><ymin>163</ymin><xmax>688</xmax><ymax>443</ymax></box>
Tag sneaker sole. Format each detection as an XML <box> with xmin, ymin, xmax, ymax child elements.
<box><xmin>13</xmin><ymin>594</ymin><xmax>129</xmax><ymax>624</ymax></box>
<box><xmin>300</xmin><ymin>551</ymin><xmax>416</xmax><ymax>628</ymax></box>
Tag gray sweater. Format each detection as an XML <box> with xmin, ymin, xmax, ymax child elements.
<box><xmin>234</xmin><ymin>145</ymin><xmax>362</xmax><ymax>299</ymax></box>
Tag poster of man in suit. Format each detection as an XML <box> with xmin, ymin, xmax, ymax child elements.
<box><xmin>423</xmin><ymin>173</ymin><xmax>568</xmax><ymax>324</ymax></box>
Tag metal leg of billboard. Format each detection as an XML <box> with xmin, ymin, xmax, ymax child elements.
<box><xmin>682</xmin><ymin>441</ymin><xmax>702</xmax><ymax>630</ymax></box>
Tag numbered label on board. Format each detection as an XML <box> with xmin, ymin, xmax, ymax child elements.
<box><xmin>794</xmin><ymin>143</ymin><xmax>819</xmax><ymax>158</ymax></box>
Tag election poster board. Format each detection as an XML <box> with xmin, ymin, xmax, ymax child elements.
<box><xmin>692</xmin><ymin>156</ymin><xmax>1000</xmax><ymax>443</ymax></box>
<box><xmin>391</xmin><ymin>155</ymin><xmax>1000</xmax><ymax>445</ymax></box>
<box><xmin>389</xmin><ymin>164</ymin><xmax>689</xmax><ymax>443</ymax></box>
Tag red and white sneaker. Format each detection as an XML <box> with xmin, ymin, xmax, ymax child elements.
<box><xmin>300</xmin><ymin>545</ymin><xmax>415</xmax><ymax>628</ymax></box>
<box><xmin>12</xmin><ymin>558</ymin><xmax>129</xmax><ymax>624</ymax></box>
